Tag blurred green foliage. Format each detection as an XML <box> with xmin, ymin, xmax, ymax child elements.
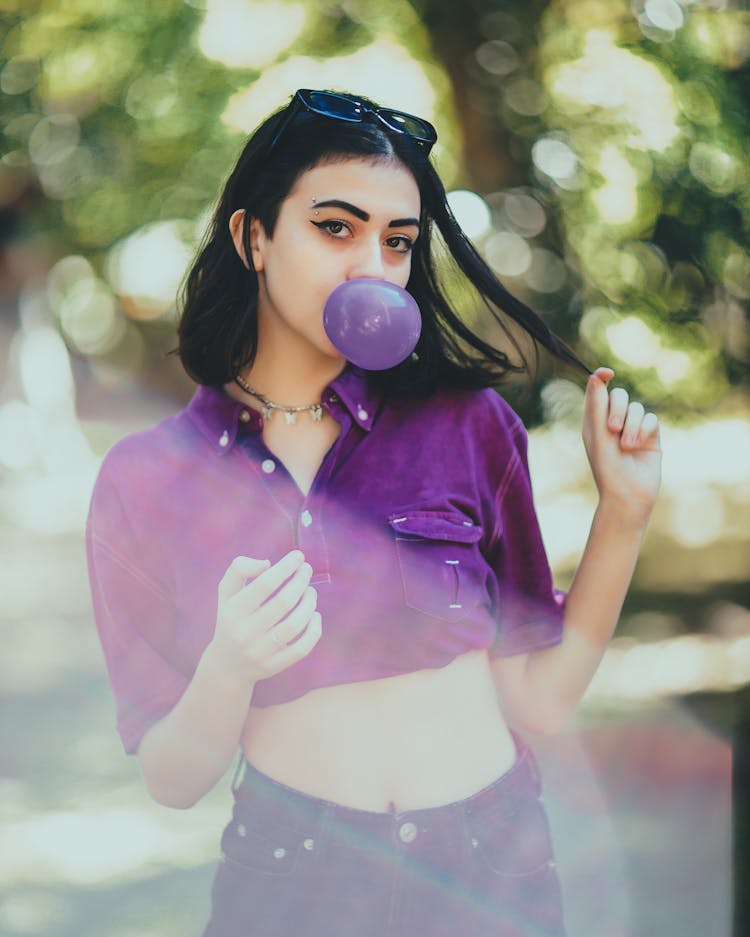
<box><xmin>1</xmin><ymin>0</ymin><xmax>748</xmax><ymax>418</ymax></box>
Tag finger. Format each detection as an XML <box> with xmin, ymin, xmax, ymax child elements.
<box><xmin>583</xmin><ymin>367</ymin><xmax>615</xmax><ymax>427</ymax></box>
<box><xmin>267</xmin><ymin>585</ymin><xmax>318</xmax><ymax>647</ymax></box>
<box><xmin>637</xmin><ymin>411</ymin><xmax>660</xmax><ymax>448</ymax></box>
<box><xmin>251</xmin><ymin>564</ymin><xmax>314</xmax><ymax>629</ymax></box>
<box><xmin>218</xmin><ymin>556</ymin><xmax>270</xmax><ymax>601</ymax></box>
<box><xmin>268</xmin><ymin>627</ymin><xmax>285</xmax><ymax>649</ymax></box>
<box><xmin>620</xmin><ymin>401</ymin><xmax>646</xmax><ymax>449</ymax></box>
<box><xmin>272</xmin><ymin>611</ymin><xmax>323</xmax><ymax>663</ymax></box>
<box><xmin>592</xmin><ymin>366</ymin><xmax>615</xmax><ymax>383</ymax></box>
<box><xmin>607</xmin><ymin>387</ymin><xmax>630</xmax><ymax>432</ymax></box>
<box><xmin>237</xmin><ymin>550</ymin><xmax>306</xmax><ymax>613</ymax></box>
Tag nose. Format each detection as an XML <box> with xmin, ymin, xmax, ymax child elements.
<box><xmin>346</xmin><ymin>238</ymin><xmax>386</xmax><ymax>281</ymax></box>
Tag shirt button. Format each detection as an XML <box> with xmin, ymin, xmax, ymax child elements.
<box><xmin>219</xmin><ymin>431</ymin><xmax>229</xmax><ymax>447</ymax></box>
<box><xmin>398</xmin><ymin>821</ymin><xmax>418</xmax><ymax>844</ymax></box>
<box><xmin>303</xmin><ymin>838</ymin><xmax>315</xmax><ymax>851</ymax></box>
<box><xmin>239</xmin><ymin>409</ymin><xmax>251</xmax><ymax>423</ymax></box>
<box><xmin>261</xmin><ymin>459</ymin><xmax>276</xmax><ymax>474</ymax></box>
<box><xmin>357</xmin><ymin>407</ymin><xmax>369</xmax><ymax>421</ymax></box>
<box><xmin>300</xmin><ymin>510</ymin><xmax>313</xmax><ymax>527</ymax></box>
<box><xmin>273</xmin><ymin>847</ymin><xmax>286</xmax><ymax>860</ymax></box>
<box><xmin>236</xmin><ymin>824</ymin><xmax>247</xmax><ymax>838</ymax></box>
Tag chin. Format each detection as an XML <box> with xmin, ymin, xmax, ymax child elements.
<box><xmin>313</xmin><ymin>333</ymin><xmax>345</xmax><ymax>363</ymax></box>
<box><xmin>322</xmin><ymin>346</ymin><xmax>347</xmax><ymax>366</ymax></box>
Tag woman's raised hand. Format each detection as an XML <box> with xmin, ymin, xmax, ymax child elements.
<box><xmin>582</xmin><ymin>367</ymin><xmax>662</xmax><ymax>525</ymax></box>
<box><xmin>210</xmin><ymin>550</ymin><xmax>322</xmax><ymax>685</ymax></box>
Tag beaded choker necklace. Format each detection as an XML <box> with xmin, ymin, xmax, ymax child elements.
<box><xmin>235</xmin><ymin>374</ymin><xmax>324</xmax><ymax>424</ymax></box>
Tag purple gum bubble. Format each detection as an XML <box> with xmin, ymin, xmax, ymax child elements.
<box><xmin>323</xmin><ymin>278</ymin><xmax>422</xmax><ymax>371</ymax></box>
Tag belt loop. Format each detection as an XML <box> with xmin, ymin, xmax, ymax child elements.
<box><xmin>230</xmin><ymin>750</ymin><xmax>247</xmax><ymax>792</ymax></box>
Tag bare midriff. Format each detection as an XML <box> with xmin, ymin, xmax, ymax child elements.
<box><xmin>241</xmin><ymin>649</ymin><xmax>515</xmax><ymax>813</ymax></box>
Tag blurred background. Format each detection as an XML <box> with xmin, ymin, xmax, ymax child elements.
<box><xmin>1</xmin><ymin>0</ymin><xmax>747</xmax><ymax>935</ymax></box>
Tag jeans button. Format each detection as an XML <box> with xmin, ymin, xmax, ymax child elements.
<box><xmin>398</xmin><ymin>821</ymin><xmax>418</xmax><ymax>844</ymax></box>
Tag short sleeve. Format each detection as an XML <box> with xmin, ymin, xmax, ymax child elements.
<box><xmin>86</xmin><ymin>461</ymin><xmax>191</xmax><ymax>754</ymax></box>
<box><xmin>485</xmin><ymin>418</ymin><xmax>565</xmax><ymax>657</ymax></box>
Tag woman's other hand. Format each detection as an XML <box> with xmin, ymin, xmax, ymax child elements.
<box><xmin>210</xmin><ymin>550</ymin><xmax>322</xmax><ymax>686</ymax></box>
<box><xmin>136</xmin><ymin>549</ymin><xmax>319</xmax><ymax>807</ymax></box>
<box><xmin>582</xmin><ymin>367</ymin><xmax>662</xmax><ymax>526</ymax></box>
<box><xmin>496</xmin><ymin>367</ymin><xmax>662</xmax><ymax>735</ymax></box>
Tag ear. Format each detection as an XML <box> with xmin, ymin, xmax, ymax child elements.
<box><xmin>229</xmin><ymin>210</ymin><xmax>265</xmax><ymax>273</ymax></box>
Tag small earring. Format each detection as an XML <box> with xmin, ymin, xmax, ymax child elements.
<box><xmin>410</xmin><ymin>351</ymin><xmax>420</xmax><ymax>362</ymax></box>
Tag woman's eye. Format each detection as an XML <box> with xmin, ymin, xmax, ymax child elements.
<box><xmin>312</xmin><ymin>220</ymin><xmax>350</xmax><ymax>238</ymax></box>
<box><xmin>385</xmin><ymin>235</ymin><xmax>414</xmax><ymax>254</ymax></box>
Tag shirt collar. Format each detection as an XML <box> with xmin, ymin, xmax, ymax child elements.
<box><xmin>186</xmin><ymin>365</ymin><xmax>381</xmax><ymax>454</ymax></box>
<box><xmin>328</xmin><ymin>365</ymin><xmax>380</xmax><ymax>432</ymax></box>
<box><xmin>186</xmin><ymin>384</ymin><xmax>258</xmax><ymax>454</ymax></box>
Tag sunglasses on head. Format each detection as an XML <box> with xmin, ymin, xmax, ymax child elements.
<box><xmin>266</xmin><ymin>89</ymin><xmax>438</xmax><ymax>158</ymax></box>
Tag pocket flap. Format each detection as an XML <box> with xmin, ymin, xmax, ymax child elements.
<box><xmin>388</xmin><ymin>510</ymin><xmax>483</xmax><ymax>543</ymax></box>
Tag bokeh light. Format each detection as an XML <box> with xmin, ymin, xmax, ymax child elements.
<box><xmin>446</xmin><ymin>189</ymin><xmax>492</xmax><ymax>239</ymax></box>
<box><xmin>531</xmin><ymin>137</ymin><xmax>579</xmax><ymax>186</ymax></box>
<box><xmin>547</xmin><ymin>29</ymin><xmax>681</xmax><ymax>152</ymax></box>
<box><xmin>198</xmin><ymin>0</ymin><xmax>307</xmax><ymax>69</ymax></box>
<box><xmin>475</xmin><ymin>39</ymin><xmax>520</xmax><ymax>77</ymax></box>
<box><xmin>485</xmin><ymin>230</ymin><xmax>532</xmax><ymax>277</ymax></box>
<box><xmin>222</xmin><ymin>38</ymin><xmax>441</xmax><ymax>137</ymax></box>
<box><xmin>107</xmin><ymin>221</ymin><xmax>194</xmax><ymax>318</ymax></box>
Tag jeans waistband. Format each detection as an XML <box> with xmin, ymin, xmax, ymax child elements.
<box><xmin>232</xmin><ymin>732</ymin><xmax>541</xmax><ymax>831</ymax></box>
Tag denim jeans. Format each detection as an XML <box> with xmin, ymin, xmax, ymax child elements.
<box><xmin>201</xmin><ymin>734</ymin><xmax>566</xmax><ymax>937</ymax></box>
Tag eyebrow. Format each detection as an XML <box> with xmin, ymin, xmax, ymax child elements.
<box><xmin>313</xmin><ymin>199</ymin><xmax>419</xmax><ymax>228</ymax></box>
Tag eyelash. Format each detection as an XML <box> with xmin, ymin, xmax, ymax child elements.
<box><xmin>311</xmin><ymin>220</ymin><xmax>414</xmax><ymax>254</ymax></box>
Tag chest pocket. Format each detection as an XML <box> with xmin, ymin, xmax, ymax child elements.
<box><xmin>388</xmin><ymin>510</ymin><xmax>486</xmax><ymax>622</ymax></box>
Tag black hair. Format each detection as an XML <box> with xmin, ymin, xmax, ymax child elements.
<box><xmin>177</xmin><ymin>90</ymin><xmax>589</xmax><ymax>394</ymax></box>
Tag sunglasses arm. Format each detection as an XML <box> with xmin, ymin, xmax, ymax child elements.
<box><xmin>266</xmin><ymin>95</ymin><xmax>303</xmax><ymax>155</ymax></box>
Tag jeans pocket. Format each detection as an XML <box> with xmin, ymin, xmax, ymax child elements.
<box><xmin>220</xmin><ymin>815</ymin><xmax>305</xmax><ymax>876</ymax></box>
<box><xmin>469</xmin><ymin>798</ymin><xmax>555</xmax><ymax>878</ymax></box>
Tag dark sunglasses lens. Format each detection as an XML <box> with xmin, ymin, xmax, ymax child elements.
<box><xmin>379</xmin><ymin>109</ymin><xmax>436</xmax><ymax>144</ymax></box>
<box><xmin>303</xmin><ymin>91</ymin><xmax>362</xmax><ymax>121</ymax></box>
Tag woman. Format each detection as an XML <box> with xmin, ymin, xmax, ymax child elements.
<box><xmin>87</xmin><ymin>90</ymin><xmax>661</xmax><ymax>936</ymax></box>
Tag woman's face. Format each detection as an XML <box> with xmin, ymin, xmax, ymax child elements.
<box><xmin>232</xmin><ymin>157</ymin><xmax>421</xmax><ymax>364</ymax></box>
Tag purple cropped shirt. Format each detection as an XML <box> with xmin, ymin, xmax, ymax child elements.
<box><xmin>86</xmin><ymin>366</ymin><xmax>564</xmax><ymax>754</ymax></box>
